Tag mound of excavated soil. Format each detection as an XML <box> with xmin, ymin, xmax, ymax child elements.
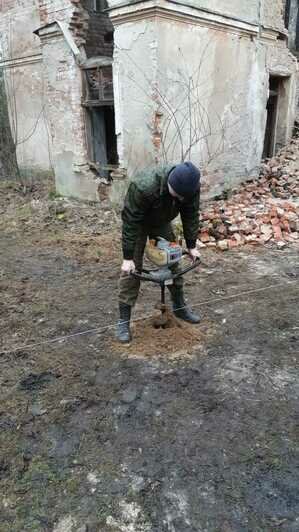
<box><xmin>110</xmin><ymin>309</ymin><xmax>214</xmax><ymax>357</ymax></box>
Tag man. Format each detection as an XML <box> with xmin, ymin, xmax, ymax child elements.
<box><xmin>116</xmin><ymin>161</ymin><xmax>201</xmax><ymax>343</ymax></box>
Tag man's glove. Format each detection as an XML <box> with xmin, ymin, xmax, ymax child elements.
<box><xmin>188</xmin><ymin>248</ymin><xmax>201</xmax><ymax>262</ymax></box>
<box><xmin>121</xmin><ymin>260</ymin><xmax>136</xmax><ymax>274</ymax></box>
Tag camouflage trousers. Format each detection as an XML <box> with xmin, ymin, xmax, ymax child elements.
<box><xmin>119</xmin><ymin>224</ymin><xmax>183</xmax><ymax>307</ymax></box>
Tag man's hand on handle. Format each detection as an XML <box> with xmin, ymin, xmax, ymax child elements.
<box><xmin>121</xmin><ymin>249</ymin><xmax>199</xmax><ymax>273</ymax></box>
<box><xmin>188</xmin><ymin>248</ymin><xmax>201</xmax><ymax>262</ymax></box>
<box><xmin>121</xmin><ymin>260</ymin><xmax>136</xmax><ymax>274</ymax></box>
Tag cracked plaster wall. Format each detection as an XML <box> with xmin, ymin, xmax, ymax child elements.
<box><xmin>37</xmin><ymin>0</ymin><xmax>114</xmax><ymax>198</ymax></box>
<box><xmin>0</xmin><ymin>0</ymin><xmax>52</xmax><ymax>174</ymax></box>
<box><xmin>261</xmin><ymin>0</ymin><xmax>285</xmax><ymax>32</ymax></box>
<box><xmin>0</xmin><ymin>0</ymin><xmax>81</xmax><ymax>180</ymax></box>
<box><xmin>112</xmin><ymin>19</ymin><xmax>267</xmax><ymax>197</ymax></box>
<box><xmin>37</xmin><ymin>23</ymin><xmax>102</xmax><ymax>200</ymax></box>
<box><xmin>109</xmin><ymin>0</ymin><xmax>297</xmax><ymax>200</ymax></box>
<box><xmin>0</xmin><ymin>0</ymin><xmax>113</xmax><ymax>194</ymax></box>
<box><xmin>109</xmin><ymin>0</ymin><xmax>286</xmax><ymax>31</ymax></box>
<box><xmin>0</xmin><ymin>0</ymin><xmax>296</xmax><ymax>201</ymax></box>
<box><xmin>165</xmin><ymin>0</ymin><xmax>260</xmax><ymax>25</ymax></box>
<box><xmin>156</xmin><ymin>22</ymin><xmax>269</xmax><ymax>196</ymax></box>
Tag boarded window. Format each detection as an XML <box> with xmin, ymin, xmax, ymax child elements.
<box><xmin>84</xmin><ymin>66</ymin><xmax>114</xmax><ymax>105</ymax></box>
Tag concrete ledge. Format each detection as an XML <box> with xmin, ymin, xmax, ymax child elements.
<box><xmin>34</xmin><ymin>22</ymin><xmax>63</xmax><ymax>42</ymax></box>
<box><xmin>34</xmin><ymin>21</ymin><xmax>83</xmax><ymax>62</ymax></box>
<box><xmin>0</xmin><ymin>53</ymin><xmax>42</xmax><ymax>69</ymax></box>
<box><xmin>109</xmin><ymin>0</ymin><xmax>260</xmax><ymax>38</ymax></box>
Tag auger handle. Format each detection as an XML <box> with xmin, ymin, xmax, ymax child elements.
<box><xmin>171</xmin><ymin>257</ymin><xmax>201</xmax><ymax>280</ymax></box>
<box><xmin>130</xmin><ymin>271</ymin><xmax>161</xmax><ymax>284</ymax></box>
<box><xmin>130</xmin><ymin>256</ymin><xmax>201</xmax><ymax>283</ymax></box>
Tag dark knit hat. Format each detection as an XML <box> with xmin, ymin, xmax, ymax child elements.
<box><xmin>168</xmin><ymin>162</ymin><xmax>200</xmax><ymax>198</ymax></box>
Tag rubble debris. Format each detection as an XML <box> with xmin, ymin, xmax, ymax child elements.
<box><xmin>198</xmin><ymin>139</ymin><xmax>299</xmax><ymax>251</ymax></box>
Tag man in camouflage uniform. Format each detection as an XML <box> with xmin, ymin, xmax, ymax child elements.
<box><xmin>116</xmin><ymin>161</ymin><xmax>201</xmax><ymax>343</ymax></box>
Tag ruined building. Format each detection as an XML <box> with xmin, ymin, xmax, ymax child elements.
<box><xmin>0</xmin><ymin>0</ymin><xmax>116</xmax><ymax>198</ymax></box>
<box><xmin>0</xmin><ymin>0</ymin><xmax>298</xmax><ymax>201</ymax></box>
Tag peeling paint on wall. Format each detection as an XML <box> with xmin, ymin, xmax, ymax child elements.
<box><xmin>0</xmin><ymin>0</ymin><xmax>114</xmax><ymax>196</ymax></box>
<box><xmin>0</xmin><ymin>0</ymin><xmax>297</xmax><ymax>202</ymax></box>
<box><xmin>108</xmin><ymin>0</ymin><xmax>297</xmax><ymax>201</ymax></box>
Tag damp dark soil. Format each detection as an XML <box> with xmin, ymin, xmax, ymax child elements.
<box><xmin>1</xmin><ymin>181</ymin><xmax>299</xmax><ymax>531</ymax></box>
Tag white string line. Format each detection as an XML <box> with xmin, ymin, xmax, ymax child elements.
<box><xmin>1</xmin><ymin>279</ymin><xmax>298</xmax><ymax>355</ymax></box>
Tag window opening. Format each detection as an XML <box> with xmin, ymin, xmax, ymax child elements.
<box><xmin>84</xmin><ymin>0</ymin><xmax>108</xmax><ymax>12</ymax></box>
<box><xmin>93</xmin><ymin>0</ymin><xmax>108</xmax><ymax>12</ymax></box>
<box><xmin>85</xmin><ymin>66</ymin><xmax>114</xmax><ymax>105</ymax></box>
<box><xmin>83</xmin><ymin>65</ymin><xmax>118</xmax><ymax>177</ymax></box>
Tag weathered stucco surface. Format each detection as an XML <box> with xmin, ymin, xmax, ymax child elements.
<box><xmin>157</xmin><ymin>22</ymin><xmax>269</xmax><ymax>195</ymax></box>
<box><xmin>0</xmin><ymin>0</ymin><xmax>297</xmax><ymax>200</ymax></box>
<box><xmin>261</xmin><ymin>0</ymin><xmax>285</xmax><ymax>32</ymax></box>
<box><xmin>108</xmin><ymin>0</ymin><xmax>297</xmax><ymax>199</ymax></box>
<box><xmin>38</xmin><ymin>24</ymin><xmax>99</xmax><ymax>200</ymax></box>
<box><xmin>109</xmin><ymin>0</ymin><xmax>286</xmax><ymax>31</ymax></box>
<box><xmin>165</xmin><ymin>0</ymin><xmax>260</xmax><ymax>24</ymax></box>
<box><xmin>284</xmin><ymin>0</ymin><xmax>299</xmax><ymax>120</ymax></box>
<box><xmin>0</xmin><ymin>0</ymin><xmax>113</xmax><ymax>197</ymax></box>
<box><xmin>0</xmin><ymin>0</ymin><xmax>52</xmax><ymax>174</ymax></box>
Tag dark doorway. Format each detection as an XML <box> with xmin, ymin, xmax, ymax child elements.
<box><xmin>285</xmin><ymin>0</ymin><xmax>291</xmax><ymax>29</ymax></box>
<box><xmin>103</xmin><ymin>106</ymin><xmax>118</xmax><ymax>166</ymax></box>
<box><xmin>263</xmin><ymin>77</ymin><xmax>281</xmax><ymax>159</ymax></box>
<box><xmin>89</xmin><ymin>106</ymin><xmax>118</xmax><ymax>170</ymax></box>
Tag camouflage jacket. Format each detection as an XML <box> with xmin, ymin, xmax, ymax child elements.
<box><xmin>121</xmin><ymin>164</ymin><xmax>200</xmax><ymax>260</ymax></box>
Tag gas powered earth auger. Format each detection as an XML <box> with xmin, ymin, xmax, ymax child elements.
<box><xmin>131</xmin><ymin>238</ymin><xmax>201</xmax><ymax>328</ymax></box>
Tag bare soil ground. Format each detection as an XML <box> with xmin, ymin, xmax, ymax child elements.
<box><xmin>0</xmin><ymin>179</ymin><xmax>299</xmax><ymax>532</ymax></box>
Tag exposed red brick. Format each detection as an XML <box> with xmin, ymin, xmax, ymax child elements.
<box><xmin>271</xmin><ymin>217</ymin><xmax>280</xmax><ymax>226</ymax></box>
<box><xmin>228</xmin><ymin>239</ymin><xmax>238</xmax><ymax>249</ymax></box>
<box><xmin>200</xmin><ymin>231</ymin><xmax>210</xmax><ymax>243</ymax></box>
<box><xmin>273</xmin><ymin>225</ymin><xmax>283</xmax><ymax>240</ymax></box>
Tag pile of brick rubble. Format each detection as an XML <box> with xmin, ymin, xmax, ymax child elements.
<box><xmin>198</xmin><ymin>138</ymin><xmax>299</xmax><ymax>251</ymax></box>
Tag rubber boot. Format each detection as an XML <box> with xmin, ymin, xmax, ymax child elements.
<box><xmin>169</xmin><ymin>287</ymin><xmax>201</xmax><ymax>324</ymax></box>
<box><xmin>116</xmin><ymin>303</ymin><xmax>132</xmax><ymax>343</ymax></box>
